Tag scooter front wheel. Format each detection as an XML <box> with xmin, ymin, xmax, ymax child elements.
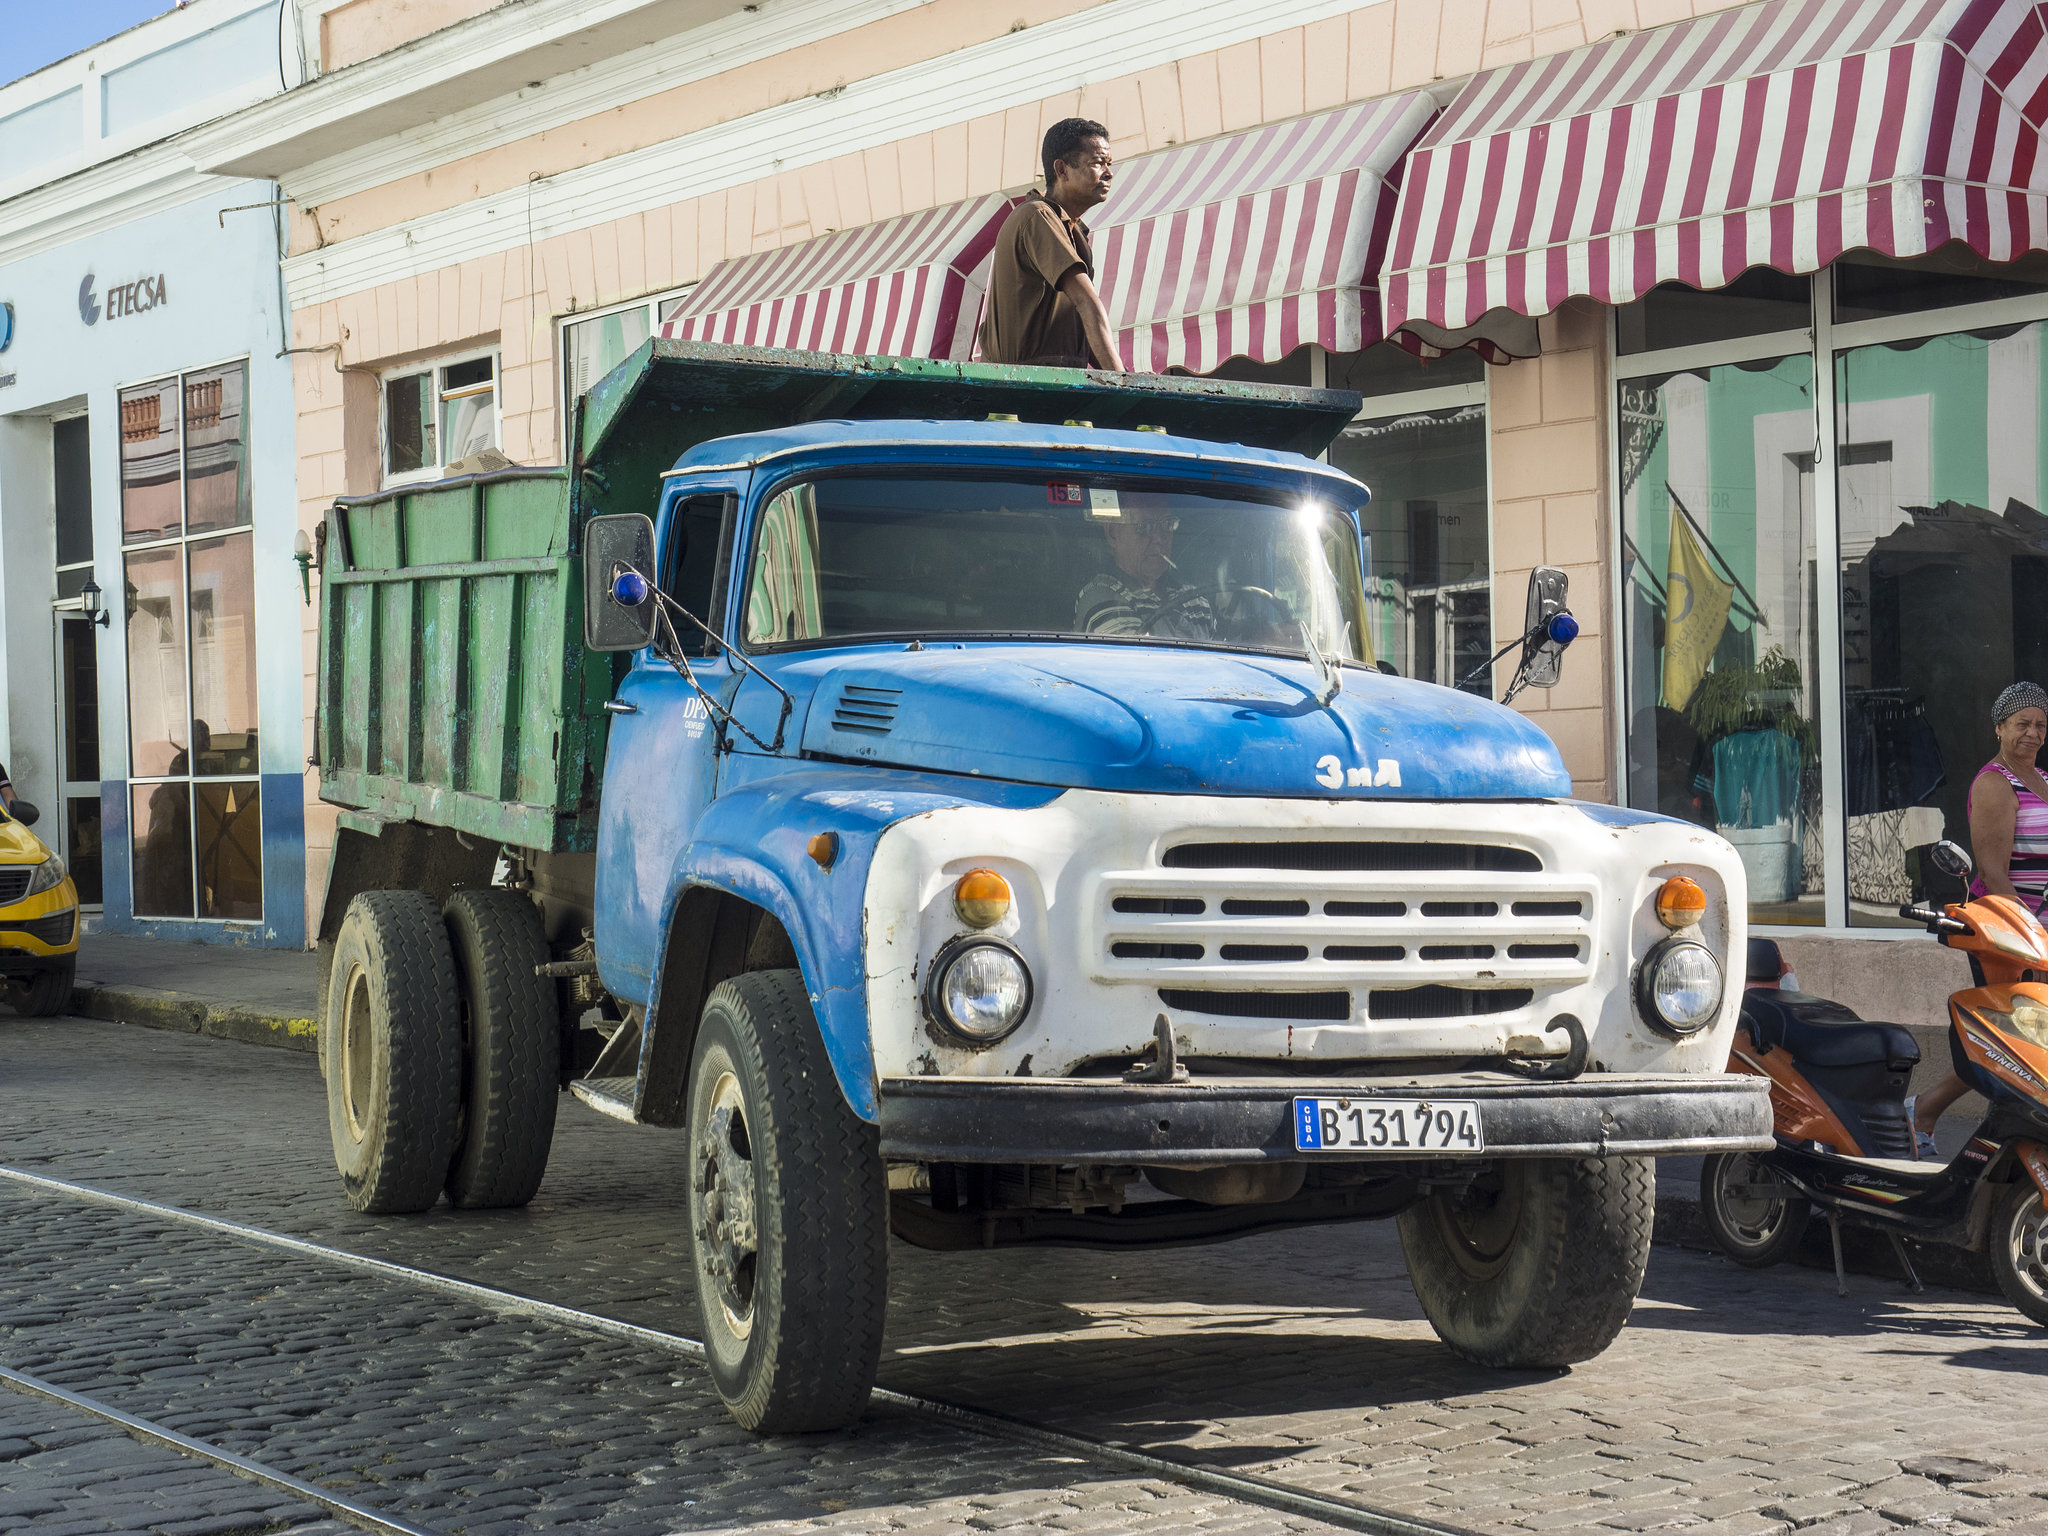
<box><xmin>1990</xmin><ymin>1179</ymin><xmax>2048</xmax><ymax>1327</ymax></box>
<box><xmin>1700</xmin><ymin>1152</ymin><xmax>1810</xmax><ymax>1268</ymax></box>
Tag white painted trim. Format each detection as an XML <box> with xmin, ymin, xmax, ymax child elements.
<box><xmin>1613</xmin><ymin>329</ymin><xmax>1816</xmax><ymax>382</ymax></box>
<box><xmin>1831</xmin><ymin>289</ymin><xmax>2048</xmax><ymax>350</ymax></box>
<box><xmin>279</xmin><ymin>0</ymin><xmax>1392</xmax><ymax>309</ymax></box>
<box><xmin>1347</xmin><ymin>381</ymin><xmax>1488</xmax><ymax>418</ymax></box>
<box><xmin>283</xmin><ymin>0</ymin><xmax>933</xmax><ymax>208</ymax></box>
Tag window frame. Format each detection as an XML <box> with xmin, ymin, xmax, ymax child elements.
<box><xmin>379</xmin><ymin>346</ymin><xmax>500</xmax><ymax>488</ymax></box>
<box><xmin>114</xmin><ymin>355</ymin><xmax>263</xmax><ymax>926</ymax></box>
<box><xmin>556</xmin><ymin>287</ymin><xmax>693</xmax><ymax>459</ymax></box>
<box><xmin>1607</xmin><ymin>261</ymin><xmax>2048</xmax><ymax>938</ymax></box>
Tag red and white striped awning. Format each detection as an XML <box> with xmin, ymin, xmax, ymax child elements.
<box><xmin>658</xmin><ymin>192</ymin><xmax>1018</xmax><ymax>360</ymax></box>
<box><xmin>1092</xmin><ymin>93</ymin><xmax>1439</xmax><ymax>373</ymax></box>
<box><xmin>1383</xmin><ymin>0</ymin><xmax>2048</xmax><ymax>342</ymax></box>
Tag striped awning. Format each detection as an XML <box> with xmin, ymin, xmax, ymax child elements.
<box><xmin>1092</xmin><ymin>93</ymin><xmax>1439</xmax><ymax>373</ymax></box>
<box><xmin>1383</xmin><ymin>0</ymin><xmax>2048</xmax><ymax>342</ymax></box>
<box><xmin>658</xmin><ymin>192</ymin><xmax>1018</xmax><ymax>360</ymax></box>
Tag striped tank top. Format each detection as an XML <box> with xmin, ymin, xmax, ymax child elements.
<box><xmin>1969</xmin><ymin>760</ymin><xmax>2048</xmax><ymax>913</ymax></box>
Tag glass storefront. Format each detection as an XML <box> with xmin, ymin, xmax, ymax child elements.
<box><xmin>118</xmin><ymin>361</ymin><xmax>261</xmax><ymax>922</ymax></box>
<box><xmin>1617</xmin><ymin>249</ymin><xmax>2048</xmax><ymax>931</ymax></box>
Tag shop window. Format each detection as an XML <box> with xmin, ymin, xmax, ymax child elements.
<box><xmin>383</xmin><ymin>353</ymin><xmax>497</xmax><ymax>481</ymax></box>
<box><xmin>1328</xmin><ymin>402</ymin><xmax>1490</xmax><ymax>690</ymax></box>
<box><xmin>1328</xmin><ymin>340</ymin><xmax>1485</xmax><ymax>396</ymax></box>
<box><xmin>1618</xmin><ymin>355</ymin><xmax>1824</xmax><ymax>926</ymax></box>
<box><xmin>119</xmin><ymin>361</ymin><xmax>260</xmax><ymax>923</ymax></box>
<box><xmin>1832</xmin><ymin>319</ymin><xmax>2048</xmax><ymax>925</ymax></box>
<box><xmin>1616</xmin><ymin>269</ymin><xmax>1812</xmax><ymax>356</ymax></box>
<box><xmin>1834</xmin><ymin>246</ymin><xmax>2048</xmax><ymax>325</ymax></box>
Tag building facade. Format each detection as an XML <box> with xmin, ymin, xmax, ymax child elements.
<box><xmin>0</xmin><ymin>0</ymin><xmax>309</xmax><ymax>946</ymax></box>
<box><xmin>138</xmin><ymin>0</ymin><xmax>2048</xmax><ymax>1020</ymax></box>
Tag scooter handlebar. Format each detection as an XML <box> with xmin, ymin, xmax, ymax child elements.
<box><xmin>1897</xmin><ymin>903</ymin><xmax>1969</xmax><ymax>934</ymax></box>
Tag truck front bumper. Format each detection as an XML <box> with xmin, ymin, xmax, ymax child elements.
<box><xmin>877</xmin><ymin>1071</ymin><xmax>1772</xmax><ymax>1164</ymax></box>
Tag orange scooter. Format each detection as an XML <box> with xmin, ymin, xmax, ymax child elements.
<box><xmin>1699</xmin><ymin>841</ymin><xmax>2048</xmax><ymax>1325</ymax></box>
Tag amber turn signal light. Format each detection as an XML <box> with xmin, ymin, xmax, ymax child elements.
<box><xmin>954</xmin><ymin>868</ymin><xmax>1012</xmax><ymax>928</ymax></box>
<box><xmin>807</xmin><ymin>832</ymin><xmax>839</xmax><ymax>870</ymax></box>
<box><xmin>1655</xmin><ymin>875</ymin><xmax>1707</xmax><ymax>930</ymax></box>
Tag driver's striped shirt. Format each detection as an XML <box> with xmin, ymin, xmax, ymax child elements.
<box><xmin>1076</xmin><ymin>573</ymin><xmax>1215</xmax><ymax>639</ymax></box>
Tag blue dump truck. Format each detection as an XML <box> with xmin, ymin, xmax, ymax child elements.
<box><xmin>315</xmin><ymin>341</ymin><xmax>1770</xmax><ymax>1432</ymax></box>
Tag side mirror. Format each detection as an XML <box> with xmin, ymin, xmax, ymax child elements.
<box><xmin>583</xmin><ymin>513</ymin><xmax>657</xmax><ymax>652</ymax></box>
<box><xmin>1928</xmin><ymin>839</ymin><xmax>1975</xmax><ymax>881</ymax></box>
<box><xmin>7</xmin><ymin>800</ymin><xmax>38</xmax><ymax>828</ymax></box>
<box><xmin>1517</xmin><ymin>567</ymin><xmax>1575</xmax><ymax>691</ymax></box>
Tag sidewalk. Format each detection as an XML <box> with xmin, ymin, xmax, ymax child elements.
<box><xmin>64</xmin><ymin>930</ymin><xmax>319</xmax><ymax>1053</ymax></box>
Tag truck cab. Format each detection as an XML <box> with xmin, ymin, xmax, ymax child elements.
<box><xmin>313</xmin><ymin>341</ymin><xmax>1769</xmax><ymax>1433</ymax></box>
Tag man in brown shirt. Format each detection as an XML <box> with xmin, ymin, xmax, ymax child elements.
<box><xmin>979</xmin><ymin>118</ymin><xmax>1122</xmax><ymax>369</ymax></box>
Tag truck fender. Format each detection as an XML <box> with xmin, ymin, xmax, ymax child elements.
<box><xmin>640</xmin><ymin>779</ymin><xmax>888</xmax><ymax>1124</ymax></box>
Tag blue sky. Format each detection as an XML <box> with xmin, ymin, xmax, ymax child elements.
<box><xmin>5</xmin><ymin>2</ymin><xmax>178</xmax><ymax>89</ymax></box>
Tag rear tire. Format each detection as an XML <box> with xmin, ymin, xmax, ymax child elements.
<box><xmin>442</xmin><ymin>890</ymin><xmax>559</xmax><ymax>1209</ymax></box>
<box><xmin>16</xmin><ymin>956</ymin><xmax>75</xmax><ymax>1017</ymax></box>
<box><xmin>1700</xmin><ymin>1152</ymin><xmax>1811</xmax><ymax>1269</ymax></box>
<box><xmin>687</xmin><ymin>969</ymin><xmax>887</xmax><ymax>1432</ymax></box>
<box><xmin>1990</xmin><ymin>1178</ymin><xmax>2048</xmax><ymax>1328</ymax></box>
<box><xmin>323</xmin><ymin>891</ymin><xmax>462</xmax><ymax>1214</ymax></box>
<box><xmin>1398</xmin><ymin>1156</ymin><xmax>1653</xmax><ymax>1368</ymax></box>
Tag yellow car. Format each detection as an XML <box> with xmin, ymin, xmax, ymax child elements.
<box><xmin>0</xmin><ymin>799</ymin><xmax>79</xmax><ymax>1016</ymax></box>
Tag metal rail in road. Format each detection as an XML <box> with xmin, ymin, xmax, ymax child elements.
<box><xmin>0</xmin><ymin>1163</ymin><xmax>1473</xmax><ymax>1536</ymax></box>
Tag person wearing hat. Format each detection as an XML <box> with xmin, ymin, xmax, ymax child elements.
<box><xmin>1909</xmin><ymin>680</ymin><xmax>2048</xmax><ymax>1156</ymax></box>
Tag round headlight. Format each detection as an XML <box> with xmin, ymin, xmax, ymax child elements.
<box><xmin>926</xmin><ymin>938</ymin><xmax>1032</xmax><ymax>1046</ymax></box>
<box><xmin>1635</xmin><ymin>937</ymin><xmax>1723</xmax><ymax>1036</ymax></box>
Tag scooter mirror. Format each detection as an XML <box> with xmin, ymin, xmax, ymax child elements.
<box><xmin>1928</xmin><ymin>840</ymin><xmax>1975</xmax><ymax>882</ymax></box>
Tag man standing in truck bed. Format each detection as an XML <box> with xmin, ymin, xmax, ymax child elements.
<box><xmin>980</xmin><ymin>118</ymin><xmax>1123</xmax><ymax>370</ymax></box>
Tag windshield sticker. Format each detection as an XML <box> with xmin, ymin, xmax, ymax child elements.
<box><xmin>1316</xmin><ymin>755</ymin><xmax>1402</xmax><ymax>790</ymax></box>
<box><xmin>1047</xmin><ymin>482</ymin><xmax>1084</xmax><ymax>505</ymax></box>
<box><xmin>1087</xmin><ymin>487</ymin><xmax>1121</xmax><ymax>518</ymax></box>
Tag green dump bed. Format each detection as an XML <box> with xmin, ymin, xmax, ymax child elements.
<box><xmin>316</xmin><ymin>340</ymin><xmax>1363</xmax><ymax>853</ymax></box>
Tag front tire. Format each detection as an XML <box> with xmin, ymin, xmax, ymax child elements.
<box><xmin>16</xmin><ymin>956</ymin><xmax>75</xmax><ymax>1017</ymax></box>
<box><xmin>1398</xmin><ymin>1156</ymin><xmax>1653</xmax><ymax>1368</ymax></box>
<box><xmin>323</xmin><ymin>891</ymin><xmax>462</xmax><ymax>1214</ymax></box>
<box><xmin>442</xmin><ymin>890</ymin><xmax>559</xmax><ymax>1209</ymax></box>
<box><xmin>686</xmin><ymin>970</ymin><xmax>887</xmax><ymax>1432</ymax></box>
<box><xmin>1990</xmin><ymin>1178</ymin><xmax>2048</xmax><ymax>1328</ymax></box>
<box><xmin>1700</xmin><ymin>1152</ymin><xmax>1811</xmax><ymax>1268</ymax></box>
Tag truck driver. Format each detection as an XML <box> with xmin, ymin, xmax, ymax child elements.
<box><xmin>1075</xmin><ymin>508</ymin><xmax>1216</xmax><ymax>640</ymax></box>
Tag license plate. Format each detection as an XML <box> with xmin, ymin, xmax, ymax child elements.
<box><xmin>1293</xmin><ymin>1098</ymin><xmax>1484</xmax><ymax>1153</ymax></box>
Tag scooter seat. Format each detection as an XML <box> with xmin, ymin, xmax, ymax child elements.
<box><xmin>1740</xmin><ymin>990</ymin><xmax>1922</xmax><ymax>1068</ymax></box>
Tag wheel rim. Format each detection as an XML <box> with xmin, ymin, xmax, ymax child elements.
<box><xmin>696</xmin><ymin>1071</ymin><xmax>759</xmax><ymax>1340</ymax></box>
<box><xmin>340</xmin><ymin>964</ymin><xmax>375</xmax><ymax>1143</ymax></box>
<box><xmin>1429</xmin><ymin>1164</ymin><xmax>1525</xmax><ymax>1281</ymax></box>
<box><xmin>2004</xmin><ymin>1186</ymin><xmax>2048</xmax><ymax>1308</ymax></box>
<box><xmin>1713</xmin><ymin>1154</ymin><xmax>1798</xmax><ymax>1249</ymax></box>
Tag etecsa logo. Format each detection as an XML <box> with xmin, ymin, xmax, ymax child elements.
<box><xmin>78</xmin><ymin>275</ymin><xmax>100</xmax><ymax>326</ymax></box>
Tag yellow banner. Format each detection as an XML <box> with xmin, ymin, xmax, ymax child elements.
<box><xmin>1661</xmin><ymin>512</ymin><xmax>1732</xmax><ymax>710</ymax></box>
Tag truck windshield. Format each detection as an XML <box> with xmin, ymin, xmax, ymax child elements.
<box><xmin>741</xmin><ymin>474</ymin><xmax>1372</xmax><ymax>662</ymax></box>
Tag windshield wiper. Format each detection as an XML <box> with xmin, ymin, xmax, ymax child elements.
<box><xmin>1299</xmin><ymin>624</ymin><xmax>1344</xmax><ymax>708</ymax></box>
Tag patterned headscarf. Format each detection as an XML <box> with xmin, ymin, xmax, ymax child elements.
<box><xmin>1994</xmin><ymin>681</ymin><xmax>2048</xmax><ymax>726</ymax></box>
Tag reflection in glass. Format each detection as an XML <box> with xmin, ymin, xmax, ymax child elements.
<box><xmin>1835</xmin><ymin>321</ymin><xmax>2048</xmax><ymax>925</ymax></box>
<box><xmin>1327</xmin><ymin>340</ymin><xmax>1485</xmax><ymax>396</ymax></box>
<box><xmin>65</xmin><ymin>797</ymin><xmax>102</xmax><ymax>908</ymax></box>
<box><xmin>194</xmin><ymin>781</ymin><xmax>262</xmax><ymax>920</ymax></box>
<box><xmin>60</xmin><ymin>616</ymin><xmax>100</xmax><ymax>784</ymax></box>
<box><xmin>1834</xmin><ymin>245</ymin><xmax>2048</xmax><ymax>324</ymax></box>
<box><xmin>131</xmin><ymin>781</ymin><xmax>193</xmax><ymax>918</ymax></box>
<box><xmin>119</xmin><ymin>379</ymin><xmax>180</xmax><ymax>542</ymax></box>
<box><xmin>124</xmin><ymin>545</ymin><xmax>187</xmax><ymax>778</ymax></box>
<box><xmin>1615</xmin><ymin>270</ymin><xmax>1813</xmax><ymax>356</ymax></box>
<box><xmin>1619</xmin><ymin>355</ymin><xmax>1823</xmax><ymax>925</ymax></box>
<box><xmin>385</xmin><ymin>372</ymin><xmax>434</xmax><ymax>474</ymax></box>
<box><xmin>183</xmin><ymin>364</ymin><xmax>250</xmax><ymax>533</ymax></box>
<box><xmin>565</xmin><ymin>307</ymin><xmax>652</xmax><ymax>401</ymax></box>
<box><xmin>441</xmin><ymin>386</ymin><xmax>495</xmax><ymax>462</ymax></box>
<box><xmin>1328</xmin><ymin>406</ymin><xmax>1489</xmax><ymax>689</ymax></box>
<box><xmin>187</xmin><ymin>533</ymin><xmax>258</xmax><ymax>772</ymax></box>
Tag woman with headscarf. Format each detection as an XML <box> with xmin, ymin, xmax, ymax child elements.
<box><xmin>1909</xmin><ymin>681</ymin><xmax>2048</xmax><ymax>1156</ymax></box>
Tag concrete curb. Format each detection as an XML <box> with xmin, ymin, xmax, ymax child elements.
<box><xmin>70</xmin><ymin>982</ymin><xmax>318</xmax><ymax>1054</ymax></box>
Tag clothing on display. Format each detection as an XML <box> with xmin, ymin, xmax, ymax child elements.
<box><xmin>1845</xmin><ymin>691</ymin><xmax>1946</xmax><ymax>816</ymax></box>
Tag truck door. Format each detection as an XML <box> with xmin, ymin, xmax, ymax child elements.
<box><xmin>591</xmin><ymin>485</ymin><xmax>742</xmax><ymax>1004</ymax></box>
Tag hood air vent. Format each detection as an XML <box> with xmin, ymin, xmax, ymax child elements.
<box><xmin>832</xmin><ymin>684</ymin><xmax>902</xmax><ymax>735</ymax></box>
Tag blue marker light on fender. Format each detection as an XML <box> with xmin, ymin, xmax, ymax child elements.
<box><xmin>611</xmin><ymin>568</ymin><xmax>649</xmax><ymax>606</ymax></box>
<box><xmin>1546</xmin><ymin>611</ymin><xmax>1580</xmax><ymax>646</ymax></box>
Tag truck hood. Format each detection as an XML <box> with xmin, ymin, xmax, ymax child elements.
<box><xmin>793</xmin><ymin>644</ymin><xmax>1570</xmax><ymax>800</ymax></box>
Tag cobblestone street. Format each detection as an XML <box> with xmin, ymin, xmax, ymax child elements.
<box><xmin>3</xmin><ymin>1015</ymin><xmax>2046</xmax><ymax>1536</ymax></box>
